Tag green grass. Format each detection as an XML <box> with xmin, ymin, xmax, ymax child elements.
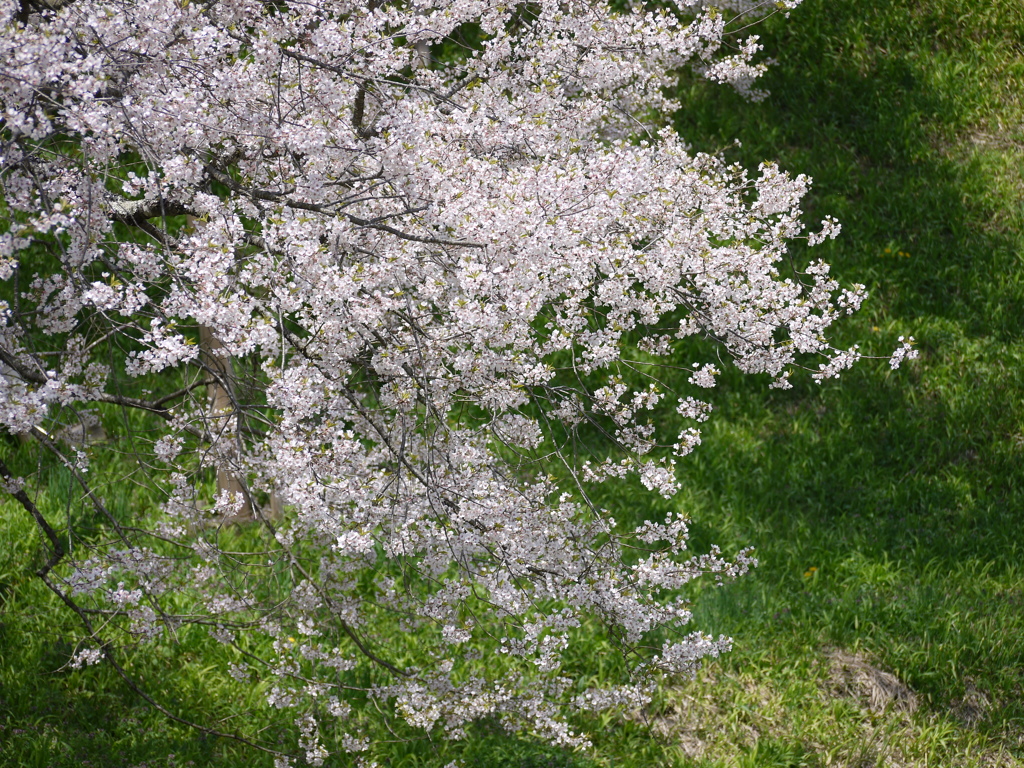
<box><xmin>631</xmin><ymin>0</ymin><xmax>1024</xmax><ymax>764</ymax></box>
<box><xmin>3</xmin><ymin>0</ymin><xmax>1024</xmax><ymax>765</ymax></box>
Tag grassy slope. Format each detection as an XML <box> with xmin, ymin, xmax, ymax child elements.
<box><xmin>628</xmin><ymin>1</ymin><xmax>1024</xmax><ymax>765</ymax></box>
<box><xmin>2</xmin><ymin>0</ymin><xmax>1024</xmax><ymax>766</ymax></box>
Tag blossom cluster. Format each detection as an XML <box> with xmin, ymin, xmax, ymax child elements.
<box><xmin>0</xmin><ymin>0</ymin><xmax>913</xmax><ymax>760</ymax></box>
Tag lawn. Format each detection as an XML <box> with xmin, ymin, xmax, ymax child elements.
<box><xmin>2</xmin><ymin>0</ymin><xmax>1023</xmax><ymax>766</ymax></box>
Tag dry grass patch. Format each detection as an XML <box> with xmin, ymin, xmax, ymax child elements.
<box><xmin>647</xmin><ymin>647</ymin><xmax>1021</xmax><ymax>768</ymax></box>
<box><xmin>824</xmin><ymin>647</ymin><xmax>918</xmax><ymax>717</ymax></box>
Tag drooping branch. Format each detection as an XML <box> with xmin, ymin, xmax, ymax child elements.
<box><xmin>0</xmin><ymin>456</ymin><xmax>65</xmax><ymax>577</ymax></box>
<box><xmin>0</xmin><ymin>346</ymin><xmax>47</xmax><ymax>385</ymax></box>
<box><xmin>29</xmin><ymin>429</ymin><xmax>133</xmax><ymax>545</ymax></box>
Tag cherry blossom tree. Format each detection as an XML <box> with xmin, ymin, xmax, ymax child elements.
<box><xmin>0</xmin><ymin>0</ymin><xmax>915</xmax><ymax>762</ymax></box>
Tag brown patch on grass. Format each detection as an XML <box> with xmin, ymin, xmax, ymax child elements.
<box><xmin>825</xmin><ymin>647</ymin><xmax>918</xmax><ymax>716</ymax></box>
<box><xmin>644</xmin><ymin>668</ymin><xmax>763</xmax><ymax>761</ymax></box>
<box><xmin>950</xmin><ymin>679</ymin><xmax>991</xmax><ymax>727</ymax></box>
<box><xmin>642</xmin><ymin>654</ymin><xmax>1024</xmax><ymax>768</ymax></box>
<box><xmin>967</xmin><ymin>128</ymin><xmax>1024</xmax><ymax>152</ymax></box>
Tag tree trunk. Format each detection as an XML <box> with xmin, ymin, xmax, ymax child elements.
<box><xmin>198</xmin><ymin>323</ymin><xmax>257</xmax><ymax>524</ymax></box>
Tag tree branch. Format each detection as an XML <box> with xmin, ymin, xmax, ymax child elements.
<box><xmin>0</xmin><ymin>457</ymin><xmax>65</xmax><ymax>578</ymax></box>
<box><xmin>108</xmin><ymin>198</ymin><xmax>192</xmax><ymax>226</ymax></box>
